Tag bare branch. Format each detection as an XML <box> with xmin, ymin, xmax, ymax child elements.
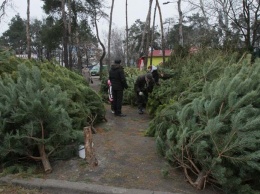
<box><xmin>0</xmin><ymin>0</ymin><xmax>11</xmax><ymax>22</ymax></box>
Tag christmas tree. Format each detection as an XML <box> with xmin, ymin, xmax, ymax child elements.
<box><xmin>151</xmin><ymin>55</ymin><xmax>260</xmax><ymax>193</ymax></box>
<box><xmin>1</xmin><ymin>64</ymin><xmax>79</xmax><ymax>172</ymax></box>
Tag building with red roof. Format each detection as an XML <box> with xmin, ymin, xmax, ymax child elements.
<box><xmin>147</xmin><ymin>49</ymin><xmax>172</xmax><ymax>66</ymax></box>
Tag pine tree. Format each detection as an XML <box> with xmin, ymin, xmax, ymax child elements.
<box><xmin>150</xmin><ymin>55</ymin><xmax>260</xmax><ymax>193</ymax></box>
<box><xmin>0</xmin><ymin>64</ymin><xmax>77</xmax><ymax>173</ymax></box>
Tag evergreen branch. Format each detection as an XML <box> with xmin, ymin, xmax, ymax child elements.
<box><xmin>184</xmin><ymin>144</ymin><xmax>200</xmax><ymax>174</ymax></box>
<box><xmin>173</xmin><ymin>153</ymin><xmax>198</xmax><ymax>176</ymax></box>
<box><xmin>221</xmin><ymin>154</ymin><xmax>248</xmax><ymax>163</ymax></box>
<box><xmin>87</xmin><ymin>113</ymin><xmax>97</xmax><ymax>134</ymax></box>
<box><xmin>47</xmin><ymin>143</ymin><xmax>61</xmax><ymax>157</ymax></box>
<box><xmin>174</xmin><ymin>142</ymin><xmax>200</xmax><ymax>178</ymax></box>
<box><xmin>183</xmin><ymin>167</ymin><xmax>197</xmax><ymax>188</ymax></box>
<box><xmin>219</xmin><ymin>128</ymin><xmax>237</xmax><ymax>156</ymax></box>
<box><xmin>209</xmin><ymin>130</ymin><xmax>220</xmax><ymax>156</ymax></box>
<box><xmin>20</xmin><ymin>135</ymin><xmax>43</xmax><ymax>142</ymax></box>
<box><xmin>28</xmin><ymin>155</ymin><xmax>42</xmax><ymax>161</ymax></box>
<box><xmin>40</xmin><ymin>119</ymin><xmax>44</xmax><ymax>141</ymax></box>
<box><xmin>218</xmin><ymin>101</ymin><xmax>224</xmax><ymax>116</ymax></box>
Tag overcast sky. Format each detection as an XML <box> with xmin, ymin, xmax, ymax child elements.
<box><xmin>0</xmin><ymin>0</ymin><xmax>181</xmax><ymax>39</ymax></box>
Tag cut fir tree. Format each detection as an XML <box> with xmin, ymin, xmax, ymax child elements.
<box><xmin>152</xmin><ymin>55</ymin><xmax>260</xmax><ymax>193</ymax></box>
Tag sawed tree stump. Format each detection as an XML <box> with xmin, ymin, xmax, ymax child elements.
<box><xmin>84</xmin><ymin>126</ymin><xmax>98</xmax><ymax>167</ymax></box>
<box><xmin>38</xmin><ymin>144</ymin><xmax>52</xmax><ymax>173</ymax></box>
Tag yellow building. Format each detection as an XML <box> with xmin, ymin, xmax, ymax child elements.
<box><xmin>147</xmin><ymin>50</ymin><xmax>172</xmax><ymax>66</ymax></box>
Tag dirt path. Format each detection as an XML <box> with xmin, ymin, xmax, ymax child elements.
<box><xmin>45</xmin><ymin>77</ymin><xmax>222</xmax><ymax>194</ymax></box>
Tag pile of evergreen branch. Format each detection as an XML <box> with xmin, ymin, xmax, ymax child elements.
<box><xmin>148</xmin><ymin>52</ymin><xmax>260</xmax><ymax>193</ymax></box>
<box><xmin>146</xmin><ymin>49</ymin><xmax>239</xmax><ymax>119</ymax></box>
<box><xmin>0</xmin><ymin>50</ymin><xmax>105</xmax><ymax>173</ymax></box>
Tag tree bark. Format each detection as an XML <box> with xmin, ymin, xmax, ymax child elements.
<box><xmin>144</xmin><ymin>0</ymin><xmax>153</xmax><ymax>68</ymax></box>
<box><xmin>178</xmin><ymin>0</ymin><xmax>183</xmax><ymax>47</ymax></box>
<box><xmin>150</xmin><ymin>3</ymin><xmax>157</xmax><ymax>66</ymax></box>
<box><xmin>94</xmin><ymin>9</ymin><xmax>106</xmax><ymax>80</ymax></box>
<box><xmin>84</xmin><ymin>127</ymin><xmax>98</xmax><ymax>167</ymax></box>
<box><xmin>38</xmin><ymin>144</ymin><xmax>52</xmax><ymax>173</ymax></box>
<box><xmin>26</xmin><ymin>0</ymin><xmax>31</xmax><ymax>59</ymax></box>
<box><xmin>68</xmin><ymin>0</ymin><xmax>72</xmax><ymax>69</ymax></box>
<box><xmin>108</xmin><ymin>0</ymin><xmax>115</xmax><ymax>69</ymax></box>
<box><xmin>125</xmin><ymin>0</ymin><xmax>129</xmax><ymax>66</ymax></box>
<box><xmin>62</xmin><ymin>0</ymin><xmax>68</xmax><ymax>68</ymax></box>
<box><xmin>138</xmin><ymin>0</ymin><xmax>152</xmax><ymax>57</ymax></box>
<box><xmin>76</xmin><ymin>32</ymin><xmax>83</xmax><ymax>70</ymax></box>
<box><xmin>156</xmin><ymin>0</ymin><xmax>165</xmax><ymax>64</ymax></box>
<box><xmin>194</xmin><ymin>171</ymin><xmax>207</xmax><ymax>190</ymax></box>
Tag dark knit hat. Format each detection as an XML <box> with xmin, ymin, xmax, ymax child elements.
<box><xmin>114</xmin><ymin>59</ymin><xmax>121</xmax><ymax>64</ymax></box>
<box><xmin>146</xmin><ymin>73</ymin><xmax>153</xmax><ymax>80</ymax></box>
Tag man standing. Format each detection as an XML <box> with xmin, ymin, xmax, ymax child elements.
<box><xmin>109</xmin><ymin>59</ymin><xmax>128</xmax><ymax>117</ymax></box>
<box><xmin>134</xmin><ymin>73</ymin><xmax>155</xmax><ymax>114</ymax></box>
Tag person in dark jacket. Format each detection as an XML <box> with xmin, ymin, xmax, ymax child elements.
<box><xmin>109</xmin><ymin>59</ymin><xmax>128</xmax><ymax>117</ymax></box>
<box><xmin>148</xmin><ymin>65</ymin><xmax>159</xmax><ymax>85</ymax></box>
<box><xmin>134</xmin><ymin>73</ymin><xmax>155</xmax><ymax>114</ymax></box>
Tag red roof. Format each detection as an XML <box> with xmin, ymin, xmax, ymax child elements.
<box><xmin>148</xmin><ymin>50</ymin><xmax>172</xmax><ymax>57</ymax></box>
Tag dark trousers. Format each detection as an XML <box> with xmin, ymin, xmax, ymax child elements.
<box><xmin>112</xmin><ymin>90</ymin><xmax>123</xmax><ymax>115</ymax></box>
<box><xmin>136</xmin><ymin>92</ymin><xmax>148</xmax><ymax>110</ymax></box>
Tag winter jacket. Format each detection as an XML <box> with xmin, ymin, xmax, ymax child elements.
<box><xmin>109</xmin><ymin>64</ymin><xmax>128</xmax><ymax>90</ymax></box>
<box><xmin>134</xmin><ymin>74</ymin><xmax>154</xmax><ymax>93</ymax></box>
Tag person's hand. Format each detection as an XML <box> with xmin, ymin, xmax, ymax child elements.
<box><xmin>139</xmin><ymin>91</ymin><xmax>144</xmax><ymax>96</ymax></box>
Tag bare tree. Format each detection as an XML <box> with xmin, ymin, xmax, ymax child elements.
<box><xmin>68</xmin><ymin>0</ymin><xmax>72</xmax><ymax>68</ymax></box>
<box><xmin>229</xmin><ymin>0</ymin><xmax>260</xmax><ymax>51</ymax></box>
<box><xmin>195</xmin><ymin>0</ymin><xmax>230</xmax><ymax>44</ymax></box>
<box><xmin>178</xmin><ymin>0</ymin><xmax>183</xmax><ymax>47</ymax></box>
<box><xmin>26</xmin><ymin>0</ymin><xmax>31</xmax><ymax>59</ymax></box>
<box><xmin>150</xmin><ymin>3</ymin><xmax>157</xmax><ymax>66</ymax></box>
<box><xmin>94</xmin><ymin>8</ymin><xmax>106</xmax><ymax>80</ymax></box>
<box><xmin>144</xmin><ymin>0</ymin><xmax>153</xmax><ymax>67</ymax></box>
<box><xmin>108</xmin><ymin>0</ymin><xmax>115</xmax><ymax>69</ymax></box>
<box><xmin>110</xmin><ymin>28</ymin><xmax>125</xmax><ymax>60</ymax></box>
<box><xmin>125</xmin><ymin>0</ymin><xmax>129</xmax><ymax>66</ymax></box>
<box><xmin>138</xmin><ymin>0</ymin><xmax>153</xmax><ymax>58</ymax></box>
<box><xmin>216</xmin><ymin>0</ymin><xmax>230</xmax><ymax>36</ymax></box>
<box><xmin>0</xmin><ymin>0</ymin><xmax>11</xmax><ymax>22</ymax></box>
<box><xmin>156</xmin><ymin>0</ymin><xmax>165</xmax><ymax>64</ymax></box>
<box><xmin>62</xmin><ymin>0</ymin><xmax>68</xmax><ymax>68</ymax></box>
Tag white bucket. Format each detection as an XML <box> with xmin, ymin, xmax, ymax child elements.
<box><xmin>78</xmin><ymin>145</ymin><xmax>85</xmax><ymax>159</ymax></box>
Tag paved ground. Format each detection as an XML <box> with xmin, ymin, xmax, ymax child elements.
<box><xmin>0</xmin><ymin>77</ymin><xmax>222</xmax><ymax>194</ymax></box>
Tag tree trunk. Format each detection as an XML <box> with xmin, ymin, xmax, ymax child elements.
<box><xmin>94</xmin><ymin>9</ymin><xmax>106</xmax><ymax>80</ymax></box>
<box><xmin>108</xmin><ymin>0</ymin><xmax>115</xmax><ymax>69</ymax></box>
<box><xmin>62</xmin><ymin>0</ymin><xmax>68</xmax><ymax>68</ymax></box>
<box><xmin>26</xmin><ymin>0</ymin><xmax>31</xmax><ymax>59</ymax></box>
<box><xmin>194</xmin><ymin>171</ymin><xmax>207</xmax><ymax>190</ymax></box>
<box><xmin>156</xmin><ymin>0</ymin><xmax>165</xmax><ymax>64</ymax></box>
<box><xmin>76</xmin><ymin>32</ymin><xmax>82</xmax><ymax>70</ymax></box>
<box><xmin>144</xmin><ymin>0</ymin><xmax>153</xmax><ymax>68</ymax></box>
<box><xmin>150</xmin><ymin>4</ymin><xmax>157</xmax><ymax>66</ymax></box>
<box><xmin>84</xmin><ymin>127</ymin><xmax>98</xmax><ymax>167</ymax></box>
<box><xmin>38</xmin><ymin>144</ymin><xmax>52</xmax><ymax>173</ymax></box>
<box><xmin>178</xmin><ymin>0</ymin><xmax>183</xmax><ymax>47</ymax></box>
<box><xmin>125</xmin><ymin>0</ymin><xmax>129</xmax><ymax>66</ymax></box>
<box><xmin>68</xmin><ymin>0</ymin><xmax>72</xmax><ymax>69</ymax></box>
<box><xmin>138</xmin><ymin>1</ymin><xmax>152</xmax><ymax>57</ymax></box>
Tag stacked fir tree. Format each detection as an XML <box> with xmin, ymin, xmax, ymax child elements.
<box><xmin>0</xmin><ymin>50</ymin><xmax>105</xmax><ymax>173</ymax></box>
<box><xmin>149</xmin><ymin>53</ymin><xmax>260</xmax><ymax>193</ymax></box>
